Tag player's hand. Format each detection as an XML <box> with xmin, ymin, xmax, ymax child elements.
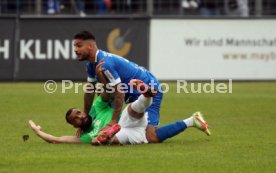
<box><xmin>29</xmin><ymin>120</ymin><xmax>42</xmax><ymax>133</ymax></box>
<box><xmin>100</xmin><ymin>120</ymin><xmax>117</xmax><ymax>132</ymax></box>
<box><xmin>96</xmin><ymin>60</ymin><xmax>108</xmax><ymax>84</ymax></box>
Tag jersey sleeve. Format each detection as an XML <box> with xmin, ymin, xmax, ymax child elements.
<box><xmin>82</xmin><ymin>96</ymin><xmax>114</xmax><ymax>144</ymax></box>
<box><xmin>86</xmin><ymin>63</ymin><xmax>97</xmax><ymax>82</ymax></box>
<box><xmin>79</xmin><ymin>133</ymin><xmax>93</xmax><ymax>144</ymax></box>
<box><xmin>101</xmin><ymin>63</ymin><xmax>121</xmax><ymax>86</ymax></box>
<box><xmin>89</xmin><ymin>96</ymin><xmax>110</xmax><ymax>116</ymax></box>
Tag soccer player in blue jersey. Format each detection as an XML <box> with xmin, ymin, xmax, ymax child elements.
<box><xmin>73</xmin><ymin>31</ymin><xmax>163</xmax><ymax>143</ymax></box>
<box><xmin>73</xmin><ymin>31</ymin><xmax>210</xmax><ymax>143</ymax></box>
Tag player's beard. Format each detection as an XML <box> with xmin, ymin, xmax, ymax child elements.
<box><xmin>80</xmin><ymin>115</ymin><xmax>92</xmax><ymax>131</ymax></box>
<box><xmin>77</xmin><ymin>52</ymin><xmax>89</xmax><ymax>61</ymax></box>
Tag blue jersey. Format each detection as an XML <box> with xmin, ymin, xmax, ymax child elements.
<box><xmin>86</xmin><ymin>50</ymin><xmax>158</xmax><ymax>86</ymax></box>
<box><xmin>86</xmin><ymin>50</ymin><xmax>163</xmax><ymax>126</ymax></box>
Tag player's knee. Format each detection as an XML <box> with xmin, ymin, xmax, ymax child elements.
<box><xmin>146</xmin><ymin>126</ymin><xmax>159</xmax><ymax>143</ymax></box>
<box><xmin>127</xmin><ymin>105</ymin><xmax>144</xmax><ymax>119</ymax></box>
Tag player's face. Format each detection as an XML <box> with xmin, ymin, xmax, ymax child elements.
<box><xmin>73</xmin><ymin>39</ymin><xmax>91</xmax><ymax>61</ymax></box>
<box><xmin>68</xmin><ymin>109</ymin><xmax>92</xmax><ymax>128</ymax></box>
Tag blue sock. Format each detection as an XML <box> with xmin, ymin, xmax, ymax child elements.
<box><xmin>156</xmin><ymin>121</ymin><xmax>187</xmax><ymax>142</ymax></box>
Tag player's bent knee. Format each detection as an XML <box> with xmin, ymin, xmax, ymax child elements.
<box><xmin>127</xmin><ymin>105</ymin><xmax>144</xmax><ymax>119</ymax></box>
<box><xmin>146</xmin><ymin>126</ymin><xmax>159</xmax><ymax>143</ymax></box>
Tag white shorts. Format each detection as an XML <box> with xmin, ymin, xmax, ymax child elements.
<box><xmin>115</xmin><ymin>105</ymin><xmax>148</xmax><ymax>144</ymax></box>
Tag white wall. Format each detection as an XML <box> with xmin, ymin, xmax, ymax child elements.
<box><xmin>150</xmin><ymin>19</ymin><xmax>276</xmax><ymax>80</ymax></box>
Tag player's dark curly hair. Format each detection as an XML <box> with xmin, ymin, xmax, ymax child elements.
<box><xmin>65</xmin><ymin>108</ymin><xmax>75</xmax><ymax>123</ymax></box>
<box><xmin>74</xmin><ymin>31</ymin><xmax>96</xmax><ymax>41</ymax></box>
<box><xmin>65</xmin><ymin>108</ymin><xmax>92</xmax><ymax>132</ymax></box>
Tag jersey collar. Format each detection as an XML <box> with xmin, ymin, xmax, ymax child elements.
<box><xmin>95</xmin><ymin>50</ymin><xmax>99</xmax><ymax>63</ymax></box>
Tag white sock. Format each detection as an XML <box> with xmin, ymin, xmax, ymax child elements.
<box><xmin>130</xmin><ymin>95</ymin><xmax>152</xmax><ymax>113</ymax></box>
<box><xmin>183</xmin><ymin>116</ymin><xmax>194</xmax><ymax>127</ymax></box>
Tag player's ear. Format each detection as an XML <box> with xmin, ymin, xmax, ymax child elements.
<box><xmin>88</xmin><ymin>40</ymin><xmax>96</xmax><ymax>48</ymax></box>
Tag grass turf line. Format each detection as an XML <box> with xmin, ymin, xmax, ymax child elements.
<box><xmin>0</xmin><ymin>82</ymin><xmax>275</xmax><ymax>173</ymax></box>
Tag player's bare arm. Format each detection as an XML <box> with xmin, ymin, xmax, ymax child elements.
<box><xmin>29</xmin><ymin>120</ymin><xmax>81</xmax><ymax>144</ymax></box>
<box><xmin>111</xmin><ymin>85</ymin><xmax>125</xmax><ymax>124</ymax></box>
<box><xmin>95</xmin><ymin>60</ymin><xmax>124</xmax><ymax>126</ymax></box>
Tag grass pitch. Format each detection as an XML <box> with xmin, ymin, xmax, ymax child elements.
<box><xmin>0</xmin><ymin>82</ymin><xmax>276</xmax><ymax>173</ymax></box>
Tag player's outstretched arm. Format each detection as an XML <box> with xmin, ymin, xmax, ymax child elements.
<box><xmin>28</xmin><ymin>120</ymin><xmax>81</xmax><ymax>144</ymax></box>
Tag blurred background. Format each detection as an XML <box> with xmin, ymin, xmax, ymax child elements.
<box><xmin>0</xmin><ymin>0</ymin><xmax>275</xmax><ymax>16</ymax></box>
<box><xmin>0</xmin><ymin>0</ymin><xmax>276</xmax><ymax>81</ymax></box>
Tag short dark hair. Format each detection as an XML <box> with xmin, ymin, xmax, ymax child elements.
<box><xmin>65</xmin><ymin>108</ymin><xmax>75</xmax><ymax>123</ymax></box>
<box><xmin>74</xmin><ymin>31</ymin><xmax>96</xmax><ymax>41</ymax></box>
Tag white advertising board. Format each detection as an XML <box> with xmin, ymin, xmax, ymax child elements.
<box><xmin>150</xmin><ymin>19</ymin><xmax>276</xmax><ymax>80</ymax></box>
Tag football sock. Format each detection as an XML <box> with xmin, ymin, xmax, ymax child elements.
<box><xmin>130</xmin><ymin>95</ymin><xmax>152</xmax><ymax>113</ymax></box>
<box><xmin>183</xmin><ymin>116</ymin><xmax>194</xmax><ymax>127</ymax></box>
<box><xmin>156</xmin><ymin>121</ymin><xmax>187</xmax><ymax>142</ymax></box>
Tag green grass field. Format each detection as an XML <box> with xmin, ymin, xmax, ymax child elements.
<box><xmin>0</xmin><ymin>82</ymin><xmax>276</xmax><ymax>173</ymax></box>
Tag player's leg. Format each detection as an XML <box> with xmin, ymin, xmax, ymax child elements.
<box><xmin>109</xmin><ymin>79</ymin><xmax>156</xmax><ymax>144</ymax></box>
<box><xmin>145</xmin><ymin>112</ymin><xmax>159</xmax><ymax>143</ymax></box>
<box><xmin>144</xmin><ymin>91</ymin><xmax>163</xmax><ymax>143</ymax></box>
<box><xmin>128</xmin><ymin>95</ymin><xmax>152</xmax><ymax>119</ymax></box>
<box><xmin>92</xmin><ymin>104</ymin><xmax>149</xmax><ymax>145</ymax></box>
<box><xmin>128</xmin><ymin>79</ymin><xmax>157</xmax><ymax>119</ymax></box>
<box><xmin>115</xmin><ymin>127</ymin><xmax>148</xmax><ymax>144</ymax></box>
<box><xmin>189</xmin><ymin>111</ymin><xmax>211</xmax><ymax>135</ymax></box>
<box><xmin>156</xmin><ymin>112</ymin><xmax>211</xmax><ymax>143</ymax></box>
<box><xmin>92</xmin><ymin>124</ymin><xmax>121</xmax><ymax>145</ymax></box>
<box><xmin>96</xmin><ymin>105</ymin><xmax>149</xmax><ymax>145</ymax></box>
<box><xmin>137</xmin><ymin>74</ymin><xmax>163</xmax><ymax>143</ymax></box>
<box><xmin>92</xmin><ymin>79</ymin><xmax>157</xmax><ymax>145</ymax></box>
<box><xmin>94</xmin><ymin>79</ymin><xmax>160</xmax><ymax>145</ymax></box>
<box><xmin>91</xmin><ymin>135</ymin><xmax>121</xmax><ymax>145</ymax></box>
<box><xmin>129</xmin><ymin>79</ymin><xmax>159</xmax><ymax>143</ymax></box>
